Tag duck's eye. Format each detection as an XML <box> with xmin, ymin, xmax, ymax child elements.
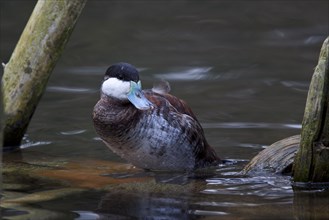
<box><xmin>117</xmin><ymin>74</ymin><xmax>124</xmax><ymax>80</ymax></box>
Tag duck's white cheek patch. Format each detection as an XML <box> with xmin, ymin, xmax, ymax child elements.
<box><xmin>101</xmin><ymin>78</ymin><xmax>130</xmax><ymax>100</ymax></box>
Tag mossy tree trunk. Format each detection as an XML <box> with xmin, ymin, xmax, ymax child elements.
<box><xmin>1</xmin><ymin>79</ymin><xmax>3</xmax><ymax>183</ymax></box>
<box><xmin>293</xmin><ymin>37</ymin><xmax>329</xmax><ymax>183</ymax></box>
<box><xmin>1</xmin><ymin>0</ymin><xmax>87</xmax><ymax>149</ymax></box>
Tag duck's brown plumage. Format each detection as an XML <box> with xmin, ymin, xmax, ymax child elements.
<box><xmin>92</xmin><ymin>63</ymin><xmax>221</xmax><ymax>171</ymax></box>
<box><xmin>145</xmin><ymin>90</ymin><xmax>220</xmax><ymax>165</ymax></box>
<box><xmin>93</xmin><ymin>89</ymin><xmax>220</xmax><ymax>171</ymax></box>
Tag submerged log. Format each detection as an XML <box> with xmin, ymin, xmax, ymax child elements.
<box><xmin>242</xmin><ymin>135</ymin><xmax>300</xmax><ymax>175</ymax></box>
<box><xmin>1</xmin><ymin>0</ymin><xmax>87</xmax><ymax>149</ymax></box>
<box><xmin>293</xmin><ymin>37</ymin><xmax>329</xmax><ymax>183</ymax></box>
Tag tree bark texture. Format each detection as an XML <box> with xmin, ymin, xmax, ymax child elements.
<box><xmin>293</xmin><ymin>37</ymin><xmax>329</xmax><ymax>183</ymax></box>
<box><xmin>2</xmin><ymin>0</ymin><xmax>87</xmax><ymax>149</ymax></box>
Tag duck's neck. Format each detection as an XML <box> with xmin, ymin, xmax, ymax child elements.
<box><xmin>93</xmin><ymin>95</ymin><xmax>141</xmax><ymax>136</ymax></box>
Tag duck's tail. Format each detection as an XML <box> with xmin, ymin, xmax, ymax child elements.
<box><xmin>195</xmin><ymin>142</ymin><xmax>222</xmax><ymax>169</ymax></box>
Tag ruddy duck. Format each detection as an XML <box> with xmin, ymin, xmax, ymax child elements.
<box><xmin>93</xmin><ymin>63</ymin><xmax>220</xmax><ymax>171</ymax></box>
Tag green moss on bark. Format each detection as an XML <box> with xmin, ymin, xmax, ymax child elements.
<box><xmin>2</xmin><ymin>0</ymin><xmax>87</xmax><ymax>148</ymax></box>
<box><xmin>293</xmin><ymin>37</ymin><xmax>329</xmax><ymax>182</ymax></box>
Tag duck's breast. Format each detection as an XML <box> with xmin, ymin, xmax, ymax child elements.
<box><xmin>108</xmin><ymin>109</ymin><xmax>200</xmax><ymax>170</ymax></box>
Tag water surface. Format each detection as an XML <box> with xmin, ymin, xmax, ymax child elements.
<box><xmin>1</xmin><ymin>1</ymin><xmax>329</xmax><ymax>219</ymax></box>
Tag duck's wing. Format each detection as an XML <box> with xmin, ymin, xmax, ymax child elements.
<box><xmin>143</xmin><ymin>89</ymin><xmax>221</xmax><ymax>167</ymax></box>
<box><xmin>150</xmin><ymin>81</ymin><xmax>198</xmax><ymax>122</ymax></box>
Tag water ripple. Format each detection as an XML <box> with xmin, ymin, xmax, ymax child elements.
<box><xmin>204</xmin><ymin>175</ymin><xmax>293</xmax><ymax>199</ymax></box>
<box><xmin>60</xmin><ymin>130</ymin><xmax>86</xmax><ymax>135</ymax></box>
<box><xmin>281</xmin><ymin>80</ymin><xmax>309</xmax><ymax>92</ymax></box>
<box><xmin>155</xmin><ymin>67</ymin><xmax>212</xmax><ymax>81</ymax></box>
<box><xmin>188</xmin><ymin>209</ymin><xmax>228</xmax><ymax>216</ymax></box>
<box><xmin>47</xmin><ymin>86</ymin><xmax>94</xmax><ymax>93</ymax></box>
<box><xmin>195</xmin><ymin>201</ymin><xmax>258</xmax><ymax>208</ymax></box>
<box><xmin>20</xmin><ymin>141</ymin><xmax>52</xmax><ymax>149</ymax></box>
<box><xmin>74</xmin><ymin>211</ymin><xmax>101</xmax><ymax>220</ymax></box>
<box><xmin>202</xmin><ymin>122</ymin><xmax>301</xmax><ymax>129</ymax></box>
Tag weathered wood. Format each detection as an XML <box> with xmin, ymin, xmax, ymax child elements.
<box><xmin>293</xmin><ymin>37</ymin><xmax>329</xmax><ymax>182</ymax></box>
<box><xmin>1</xmin><ymin>79</ymin><xmax>3</xmax><ymax>182</ymax></box>
<box><xmin>2</xmin><ymin>0</ymin><xmax>87</xmax><ymax>149</ymax></box>
<box><xmin>242</xmin><ymin>135</ymin><xmax>300</xmax><ymax>175</ymax></box>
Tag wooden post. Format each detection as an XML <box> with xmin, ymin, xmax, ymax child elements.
<box><xmin>1</xmin><ymin>0</ymin><xmax>87</xmax><ymax>149</ymax></box>
<box><xmin>293</xmin><ymin>37</ymin><xmax>329</xmax><ymax>183</ymax></box>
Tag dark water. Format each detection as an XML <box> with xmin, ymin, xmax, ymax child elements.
<box><xmin>1</xmin><ymin>1</ymin><xmax>329</xmax><ymax>219</ymax></box>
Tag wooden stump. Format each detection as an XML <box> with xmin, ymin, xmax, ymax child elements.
<box><xmin>293</xmin><ymin>37</ymin><xmax>329</xmax><ymax>183</ymax></box>
<box><xmin>243</xmin><ymin>37</ymin><xmax>329</xmax><ymax>184</ymax></box>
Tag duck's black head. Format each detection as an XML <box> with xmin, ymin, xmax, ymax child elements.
<box><xmin>104</xmin><ymin>62</ymin><xmax>139</xmax><ymax>83</ymax></box>
<box><xmin>101</xmin><ymin>62</ymin><xmax>153</xmax><ymax>110</ymax></box>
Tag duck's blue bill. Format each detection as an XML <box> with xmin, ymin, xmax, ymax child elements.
<box><xmin>128</xmin><ymin>81</ymin><xmax>153</xmax><ymax>110</ymax></box>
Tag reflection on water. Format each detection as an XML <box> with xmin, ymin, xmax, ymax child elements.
<box><xmin>74</xmin><ymin>211</ymin><xmax>102</xmax><ymax>220</ymax></box>
<box><xmin>47</xmin><ymin>86</ymin><xmax>94</xmax><ymax>93</ymax></box>
<box><xmin>2</xmin><ymin>157</ymin><xmax>329</xmax><ymax>219</ymax></box>
<box><xmin>202</xmin><ymin>122</ymin><xmax>301</xmax><ymax>129</ymax></box>
<box><xmin>155</xmin><ymin>67</ymin><xmax>213</xmax><ymax>80</ymax></box>
<box><xmin>1</xmin><ymin>0</ymin><xmax>329</xmax><ymax>219</ymax></box>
